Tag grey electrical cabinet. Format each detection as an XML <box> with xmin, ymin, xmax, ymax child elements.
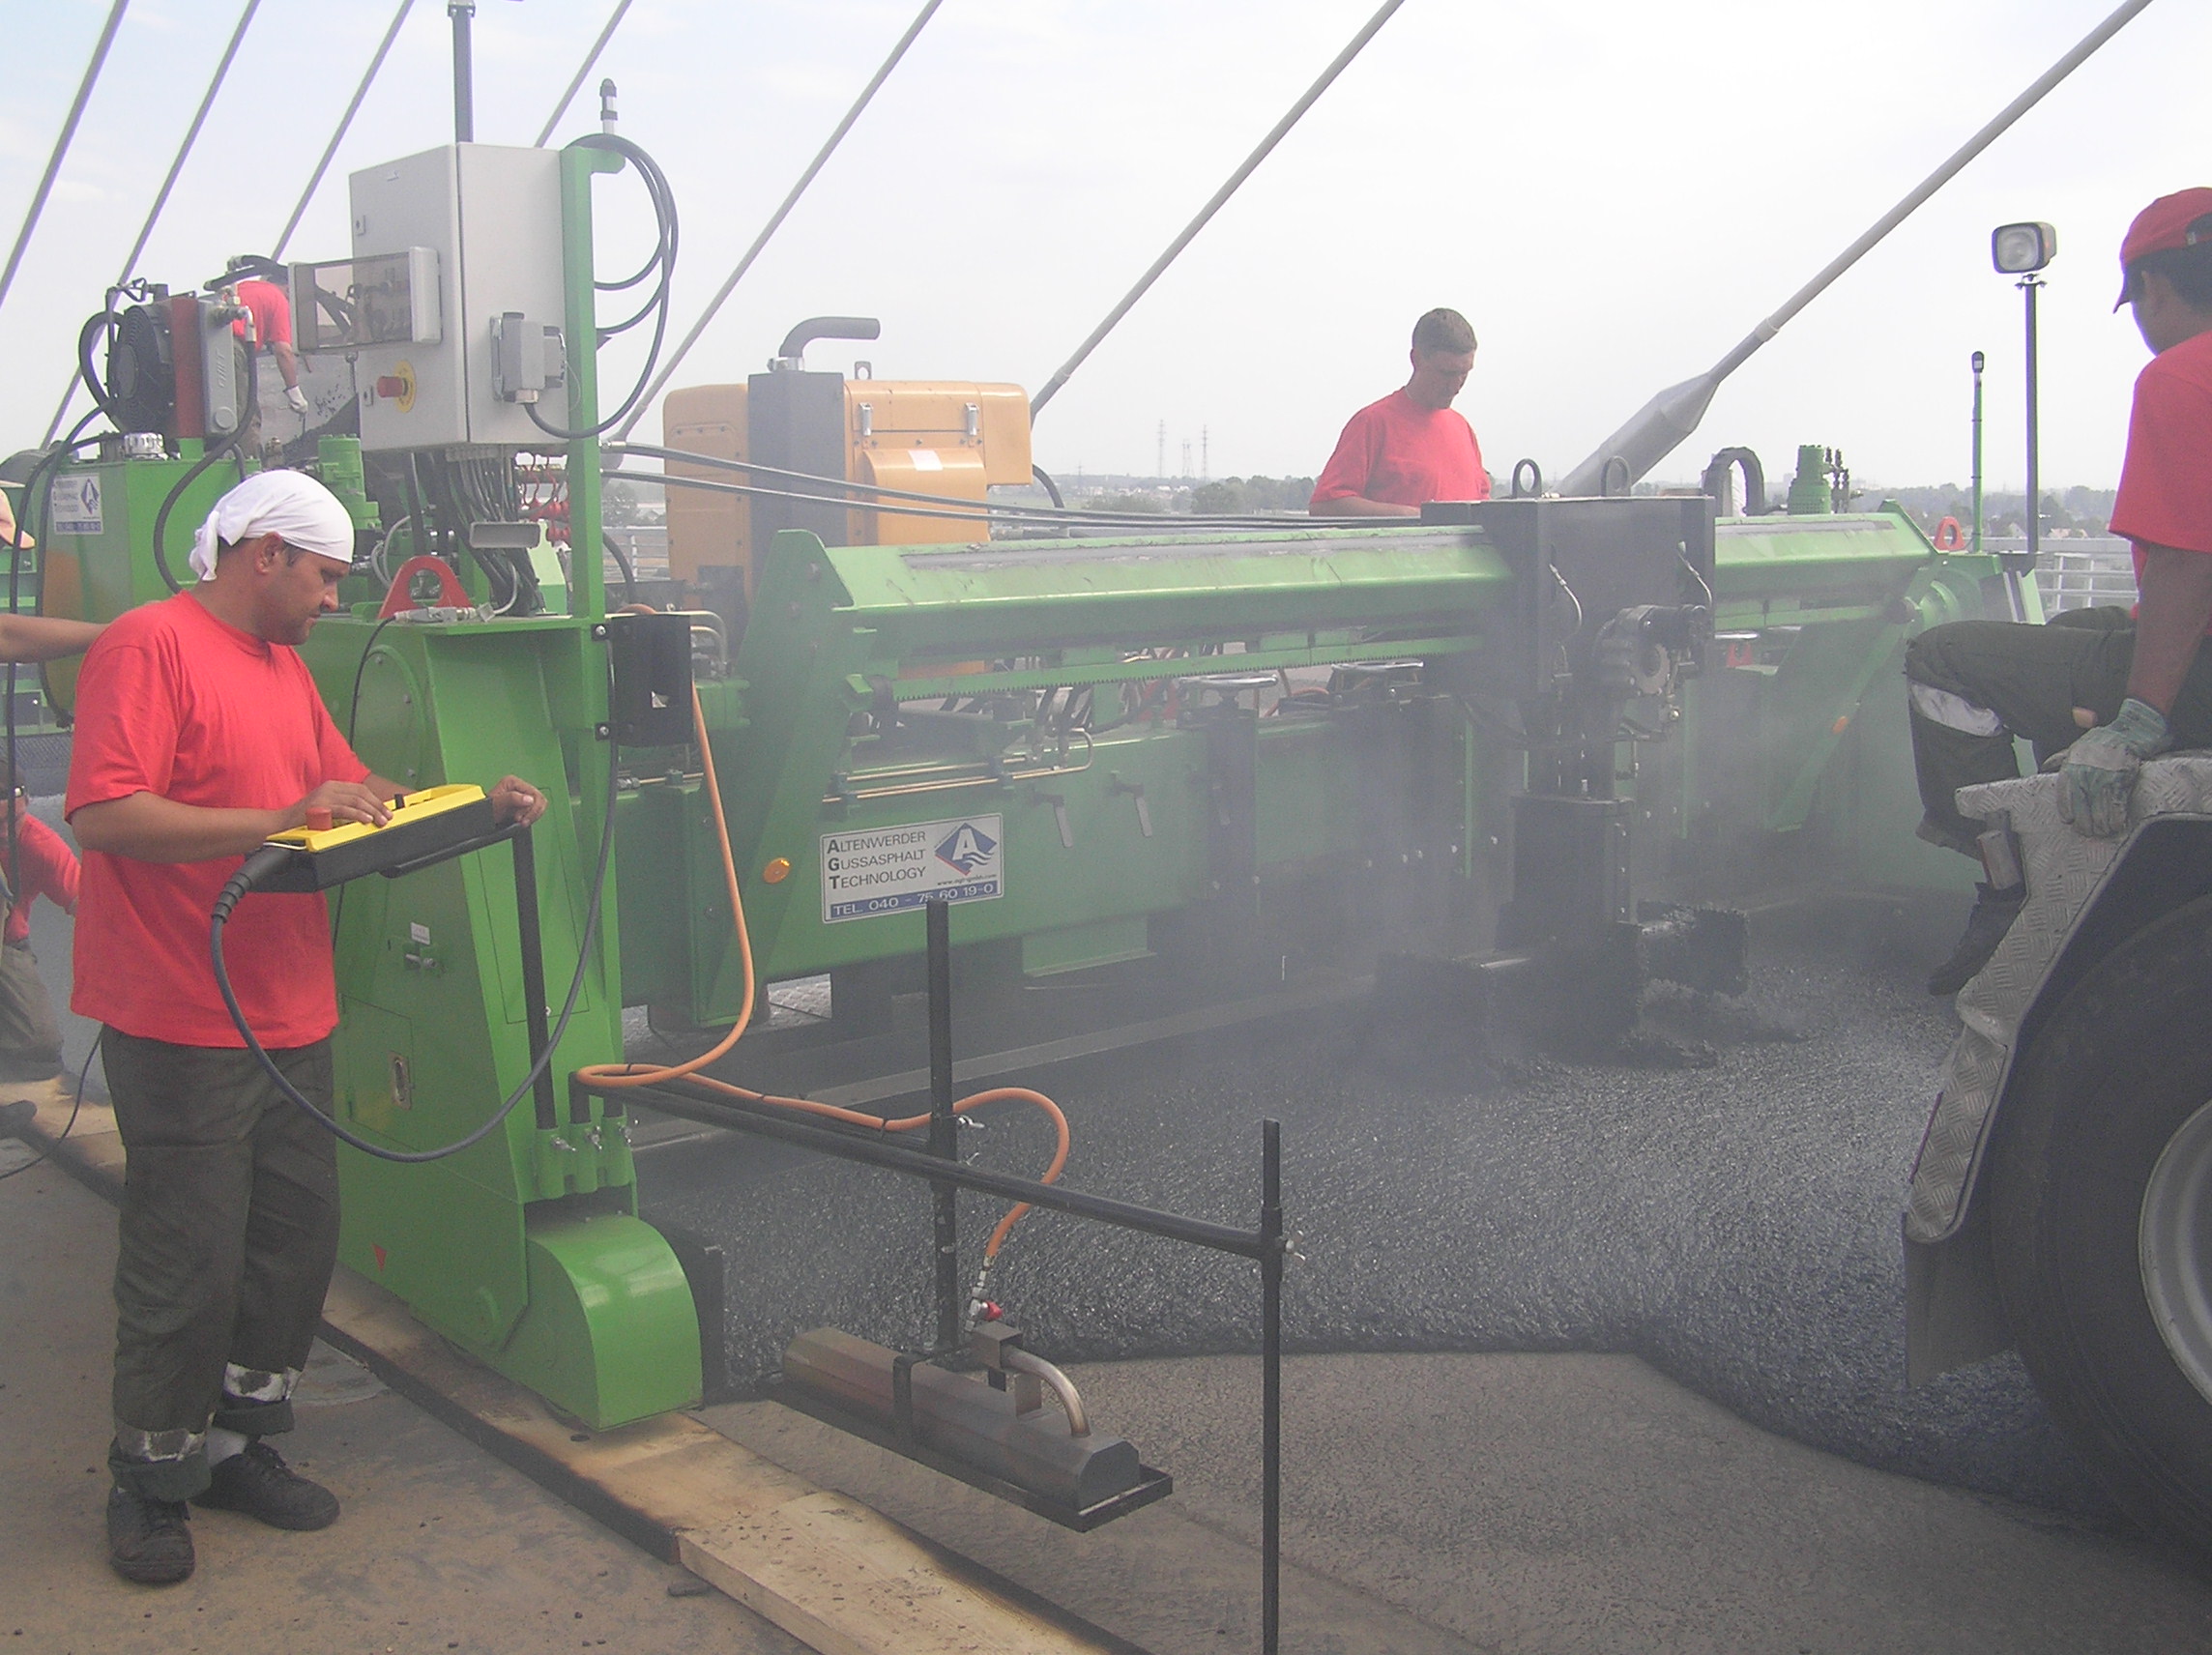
<box><xmin>346</xmin><ymin>143</ymin><xmax>566</xmax><ymax>450</ymax></box>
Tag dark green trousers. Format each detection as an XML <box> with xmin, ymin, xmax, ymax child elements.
<box><xmin>1904</xmin><ymin>608</ymin><xmax>2212</xmax><ymax>856</ymax></box>
<box><xmin>104</xmin><ymin>1030</ymin><xmax>338</xmax><ymax>1500</ymax></box>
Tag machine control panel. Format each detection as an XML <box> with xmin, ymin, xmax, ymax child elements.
<box><xmin>255</xmin><ymin>784</ymin><xmax>501</xmax><ymax>892</ymax></box>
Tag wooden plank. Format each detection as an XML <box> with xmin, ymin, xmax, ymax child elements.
<box><xmin>18</xmin><ymin>1099</ymin><xmax>1121</xmax><ymax>1655</ymax></box>
<box><xmin>683</xmin><ymin>1493</ymin><xmax>1101</xmax><ymax>1655</ymax></box>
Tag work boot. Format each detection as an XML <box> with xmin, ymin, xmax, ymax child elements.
<box><xmin>191</xmin><ymin>1440</ymin><xmax>339</xmax><ymax>1530</ymax></box>
<box><xmin>1927</xmin><ymin>882</ymin><xmax>2026</xmax><ymax>996</ymax></box>
<box><xmin>106</xmin><ymin>1485</ymin><xmax>194</xmax><ymax>1584</ymax></box>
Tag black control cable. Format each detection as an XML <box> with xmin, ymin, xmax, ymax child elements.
<box><xmin>209</xmin><ymin>767</ymin><xmax>619</xmax><ymax>1164</ymax></box>
<box><xmin>525</xmin><ymin>131</ymin><xmax>677</xmax><ymax>442</ymax></box>
<box><xmin>0</xmin><ymin>1029</ymin><xmax>101</xmax><ymax>1185</ymax></box>
<box><xmin>601</xmin><ymin>531</ymin><xmax>636</xmax><ymax>606</ymax></box>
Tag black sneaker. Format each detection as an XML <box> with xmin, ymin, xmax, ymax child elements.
<box><xmin>106</xmin><ymin>1485</ymin><xmax>194</xmax><ymax>1584</ymax></box>
<box><xmin>191</xmin><ymin>1440</ymin><xmax>339</xmax><ymax>1531</ymax></box>
<box><xmin>1927</xmin><ymin>882</ymin><xmax>2026</xmax><ymax>996</ymax></box>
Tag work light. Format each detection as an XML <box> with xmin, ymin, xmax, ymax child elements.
<box><xmin>1993</xmin><ymin>221</ymin><xmax>2057</xmax><ymax>275</ymax></box>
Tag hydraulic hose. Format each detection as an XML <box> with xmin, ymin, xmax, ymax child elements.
<box><xmin>526</xmin><ymin>131</ymin><xmax>678</xmax><ymax>442</ymax></box>
<box><xmin>208</xmin><ymin>768</ymin><xmax>620</xmax><ymax>1163</ymax></box>
<box><xmin>573</xmin><ymin>685</ymin><xmax>1071</xmax><ymax>1274</ymax></box>
<box><xmin>601</xmin><ymin>530</ymin><xmax>636</xmax><ymax>606</ymax></box>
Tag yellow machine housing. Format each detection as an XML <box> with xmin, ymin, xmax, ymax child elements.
<box><xmin>664</xmin><ymin>379</ymin><xmax>1032</xmax><ymax>595</ymax></box>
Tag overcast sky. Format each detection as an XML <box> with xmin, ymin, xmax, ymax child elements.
<box><xmin>4</xmin><ymin>0</ymin><xmax>2205</xmax><ymax>492</ymax></box>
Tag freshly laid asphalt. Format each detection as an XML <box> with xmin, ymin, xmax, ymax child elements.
<box><xmin>642</xmin><ymin>900</ymin><xmax>2117</xmax><ymax>1524</ymax></box>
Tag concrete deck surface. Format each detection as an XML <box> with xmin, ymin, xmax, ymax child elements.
<box><xmin>712</xmin><ymin>1350</ymin><xmax>2212</xmax><ymax>1654</ymax></box>
<box><xmin>0</xmin><ymin>1136</ymin><xmax>806</xmax><ymax>1655</ymax></box>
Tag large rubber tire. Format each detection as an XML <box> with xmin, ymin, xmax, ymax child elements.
<box><xmin>1991</xmin><ymin>892</ymin><xmax>2212</xmax><ymax>1560</ymax></box>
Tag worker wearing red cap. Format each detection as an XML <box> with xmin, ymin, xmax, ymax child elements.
<box><xmin>1906</xmin><ymin>187</ymin><xmax>2212</xmax><ymax>995</ymax></box>
<box><xmin>1309</xmin><ymin>308</ymin><xmax>1492</xmax><ymax>516</ymax></box>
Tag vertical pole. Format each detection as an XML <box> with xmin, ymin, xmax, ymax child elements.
<box><xmin>450</xmin><ymin>0</ymin><xmax>477</xmax><ymax>142</ymax></box>
<box><xmin>1970</xmin><ymin>350</ymin><xmax>1985</xmax><ymax>556</ymax></box>
<box><xmin>1259</xmin><ymin>1117</ymin><xmax>1283</xmax><ymax>1655</ymax></box>
<box><xmin>926</xmin><ymin>900</ymin><xmax>961</xmax><ymax>1352</ymax></box>
<box><xmin>511</xmin><ymin>827</ymin><xmax>561</xmax><ymax>1131</ymax></box>
<box><xmin>559</xmin><ymin>142</ymin><xmax>625</xmax><ymax>1083</ymax></box>
<box><xmin>2023</xmin><ymin>276</ymin><xmax>2042</xmax><ymax>567</ymax></box>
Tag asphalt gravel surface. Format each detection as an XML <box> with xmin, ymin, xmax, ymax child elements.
<box><xmin>640</xmin><ymin>905</ymin><xmax>2115</xmax><ymax>1523</ymax></box>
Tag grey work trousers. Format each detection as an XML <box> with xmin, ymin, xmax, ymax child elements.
<box><xmin>1904</xmin><ymin>608</ymin><xmax>2212</xmax><ymax>857</ymax></box>
<box><xmin>0</xmin><ymin>940</ymin><xmax>62</xmax><ymax>1079</ymax></box>
<box><xmin>104</xmin><ymin>1029</ymin><xmax>338</xmax><ymax>1500</ymax></box>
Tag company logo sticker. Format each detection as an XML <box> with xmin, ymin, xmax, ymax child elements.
<box><xmin>821</xmin><ymin>813</ymin><xmax>1004</xmax><ymax>923</ymax></box>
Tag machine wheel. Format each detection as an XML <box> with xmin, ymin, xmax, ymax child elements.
<box><xmin>1990</xmin><ymin>893</ymin><xmax>2212</xmax><ymax>1560</ymax></box>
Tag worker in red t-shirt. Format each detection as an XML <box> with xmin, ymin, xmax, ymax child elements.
<box><xmin>68</xmin><ymin>471</ymin><xmax>548</xmax><ymax>1585</ymax></box>
<box><xmin>0</xmin><ymin>760</ymin><xmax>79</xmax><ymax>1080</ymax></box>
<box><xmin>1309</xmin><ymin>307</ymin><xmax>1491</xmax><ymax>516</ymax></box>
<box><xmin>1906</xmin><ymin>188</ymin><xmax>2212</xmax><ymax>995</ymax></box>
<box><xmin>211</xmin><ymin>256</ymin><xmax>308</xmax><ymax>450</ymax></box>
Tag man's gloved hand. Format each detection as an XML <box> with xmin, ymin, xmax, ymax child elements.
<box><xmin>2056</xmin><ymin>696</ymin><xmax>2171</xmax><ymax>837</ymax></box>
<box><xmin>284</xmin><ymin>385</ymin><xmax>309</xmax><ymax>415</ymax></box>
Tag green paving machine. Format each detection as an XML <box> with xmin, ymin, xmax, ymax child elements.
<box><xmin>22</xmin><ymin>126</ymin><xmax>2023</xmax><ymax>1439</ymax></box>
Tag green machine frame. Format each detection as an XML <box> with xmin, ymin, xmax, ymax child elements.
<box><xmin>290</xmin><ymin>141</ymin><xmax>702</xmax><ymax>1428</ymax></box>
<box><xmin>25</xmin><ymin>121</ymin><xmax>2029</xmax><ymax>1432</ymax></box>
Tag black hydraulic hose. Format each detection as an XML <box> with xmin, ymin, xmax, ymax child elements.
<box><xmin>327</xmin><ymin>614</ymin><xmax>401</xmax><ymax>944</ymax></box>
<box><xmin>525</xmin><ymin>132</ymin><xmax>677</xmax><ymax>442</ymax></box>
<box><xmin>601</xmin><ymin>530</ymin><xmax>636</xmax><ymax>606</ymax></box>
<box><xmin>0</xmin><ymin>1028</ymin><xmax>100</xmax><ymax>1185</ymax></box>
<box><xmin>1031</xmin><ymin>464</ymin><xmax>1064</xmax><ymax>508</ymax></box>
<box><xmin>209</xmin><ymin>769</ymin><xmax>620</xmax><ymax>1163</ymax></box>
<box><xmin>74</xmin><ymin>308</ymin><xmax>128</xmax><ymax>427</ymax></box>
<box><xmin>148</xmin><ymin>343</ymin><xmax>257</xmax><ymax>594</ymax></box>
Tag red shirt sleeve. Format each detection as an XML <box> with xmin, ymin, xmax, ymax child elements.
<box><xmin>20</xmin><ymin>816</ymin><xmax>78</xmax><ymax>913</ymax></box>
<box><xmin>2110</xmin><ymin>353</ymin><xmax>2212</xmax><ymax>557</ymax></box>
<box><xmin>65</xmin><ymin>634</ymin><xmax>180</xmax><ymax>818</ymax></box>
<box><xmin>1311</xmin><ymin>407</ymin><xmax>1382</xmax><ymax>506</ymax></box>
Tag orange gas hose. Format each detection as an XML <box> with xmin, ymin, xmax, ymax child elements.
<box><xmin>575</xmin><ymin>687</ymin><xmax>1068</xmax><ymax>1263</ymax></box>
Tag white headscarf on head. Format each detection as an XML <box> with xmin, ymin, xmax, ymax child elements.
<box><xmin>189</xmin><ymin>469</ymin><xmax>356</xmax><ymax>580</ymax></box>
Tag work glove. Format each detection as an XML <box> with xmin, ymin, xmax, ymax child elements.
<box><xmin>2055</xmin><ymin>696</ymin><xmax>2170</xmax><ymax>837</ymax></box>
<box><xmin>284</xmin><ymin>385</ymin><xmax>309</xmax><ymax>415</ymax></box>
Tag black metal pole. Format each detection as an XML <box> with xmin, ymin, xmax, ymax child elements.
<box><xmin>1260</xmin><ymin>1117</ymin><xmax>1282</xmax><ymax>1655</ymax></box>
<box><xmin>510</xmin><ymin>827</ymin><xmax>560</xmax><ymax>1131</ymax></box>
<box><xmin>450</xmin><ymin>0</ymin><xmax>476</xmax><ymax>142</ymax></box>
<box><xmin>926</xmin><ymin>899</ymin><xmax>960</xmax><ymax>1351</ymax></box>
<box><xmin>603</xmin><ymin>1079</ymin><xmax>1268</xmax><ymax>1255</ymax></box>
<box><xmin>2023</xmin><ymin>275</ymin><xmax>2042</xmax><ymax>570</ymax></box>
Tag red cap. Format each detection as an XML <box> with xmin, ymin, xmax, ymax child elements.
<box><xmin>2115</xmin><ymin>187</ymin><xmax>2212</xmax><ymax>308</ymax></box>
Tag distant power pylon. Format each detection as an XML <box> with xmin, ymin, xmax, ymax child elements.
<box><xmin>1202</xmin><ymin>425</ymin><xmax>1209</xmax><ymax>479</ymax></box>
<box><xmin>1156</xmin><ymin>420</ymin><xmax>1165</xmax><ymax>479</ymax></box>
<box><xmin>1181</xmin><ymin>439</ymin><xmax>1192</xmax><ymax>478</ymax></box>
